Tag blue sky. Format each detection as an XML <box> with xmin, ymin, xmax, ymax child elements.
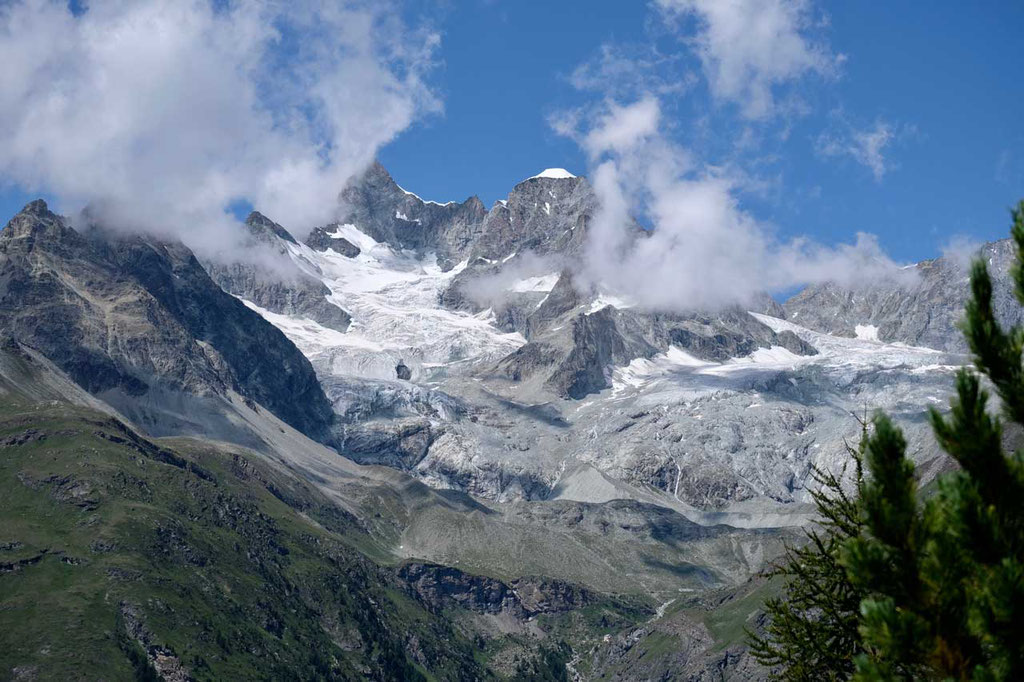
<box><xmin>1</xmin><ymin>0</ymin><xmax>1022</xmax><ymax>267</ymax></box>
<box><xmin>377</xmin><ymin>0</ymin><xmax>1024</xmax><ymax>263</ymax></box>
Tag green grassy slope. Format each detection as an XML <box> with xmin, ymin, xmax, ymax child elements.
<box><xmin>0</xmin><ymin>336</ymin><xmax>790</xmax><ymax>681</ymax></box>
<box><xmin>0</xmin><ymin>395</ymin><xmax>483</xmax><ymax>681</ymax></box>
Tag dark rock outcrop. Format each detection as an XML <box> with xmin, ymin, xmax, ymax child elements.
<box><xmin>775</xmin><ymin>329</ymin><xmax>818</xmax><ymax>356</ymax></box>
<box><xmin>547</xmin><ymin>307</ymin><xmax>652</xmax><ymax>399</ymax></box>
<box><xmin>0</xmin><ymin>201</ymin><xmax>335</xmax><ymax>441</ymax></box>
<box><xmin>305</xmin><ymin>225</ymin><xmax>361</xmax><ymax>257</ymax></box>
<box><xmin>203</xmin><ymin>212</ymin><xmax>351</xmax><ymax>332</ymax></box>
<box><xmin>527</xmin><ymin>270</ymin><xmax>584</xmax><ymax>336</ymax></box>
<box><xmin>399</xmin><ymin>562</ymin><xmax>592</xmax><ymax>619</ymax></box>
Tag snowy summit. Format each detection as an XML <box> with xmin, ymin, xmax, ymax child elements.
<box><xmin>528</xmin><ymin>168</ymin><xmax>577</xmax><ymax>180</ymax></box>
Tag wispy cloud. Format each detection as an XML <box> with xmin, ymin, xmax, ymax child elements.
<box><xmin>0</xmin><ymin>0</ymin><xmax>440</xmax><ymax>252</ymax></box>
<box><xmin>656</xmin><ymin>0</ymin><xmax>842</xmax><ymax>119</ymax></box>
<box><xmin>816</xmin><ymin>117</ymin><xmax>911</xmax><ymax>181</ymax></box>
<box><xmin>939</xmin><ymin>234</ymin><xmax>984</xmax><ymax>268</ymax></box>
<box><xmin>567</xmin><ymin>44</ymin><xmax>695</xmax><ymax>99</ymax></box>
<box><xmin>994</xmin><ymin>146</ymin><xmax>1024</xmax><ymax>186</ymax></box>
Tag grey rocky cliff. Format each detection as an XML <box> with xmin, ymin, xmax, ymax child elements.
<box><xmin>468</xmin><ymin>173</ymin><xmax>596</xmax><ymax>262</ymax></box>
<box><xmin>305</xmin><ymin>224</ymin><xmax>361</xmax><ymax>257</ymax></box>
<box><xmin>784</xmin><ymin>239</ymin><xmax>1024</xmax><ymax>352</ymax></box>
<box><xmin>399</xmin><ymin>561</ymin><xmax>592</xmax><ymax>619</ymax></box>
<box><xmin>244</xmin><ymin>209</ymin><xmax>297</xmax><ymax>244</ymax></box>
<box><xmin>339</xmin><ymin>161</ymin><xmax>596</xmax><ymax>264</ymax></box>
<box><xmin>496</xmin><ymin>290</ymin><xmax>818</xmax><ymax>400</ymax></box>
<box><xmin>203</xmin><ymin>211</ymin><xmax>351</xmax><ymax>332</ymax></box>
<box><xmin>339</xmin><ymin>161</ymin><xmax>487</xmax><ymax>267</ymax></box>
<box><xmin>0</xmin><ymin>201</ymin><xmax>335</xmax><ymax>442</ymax></box>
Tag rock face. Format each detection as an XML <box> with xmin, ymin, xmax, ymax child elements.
<box><xmin>0</xmin><ymin>201</ymin><xmax>335</xmax><ymax>442</ymax></box>
<box><xmin>338</xmin><ymin>162</ymin><xmax>600</xmax><ymax>281</ymax></box>
<box><xmin>244</xmin><ymin>210</ymin><xmax>297</xmax><ymax>244</ymax></box>
<box><xmin>467</xmin><ymin>172</ymin><xmax>596</xmax><ymax>262</ymax></box>
<box><xmin>339</xmin><ymin>161</ymin><xmax>487</xmax><ymax>266</ymax></box>
<box><xmin>305</xmin><ymin>225</ymin><xmax>361</xmax><ymax>257</ymax></box>
<box><xmin>498</xmin><ymin>300</ymin><xmax>818</xmax><ymax>400</ymax></box>
<box><xmin>784</xmin><ymin>239</ymin><xmax>1024</xmax><ymax>352</ymax></box>
<box><xmin>203</xmin><ymin>212</ymin><xmax>351</xmax><ymax>332</ymax></box>
<box><xmin>399</xmin><ymin>562</ymin><xmax>592</xmax><ymax>619</ymax></box>
<box><xmin>198</xmin><ymin>163</ymin><xmax>976</xmax><ymax>515</ymax></box>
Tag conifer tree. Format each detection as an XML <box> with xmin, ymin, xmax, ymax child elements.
<box><xmin>750</xmin><ymin>201</ymin><xmax>1024</xmax><ymax>680</ymax></box>
<box><xmin>843</xmin><ymin>201</ymin><xmax>1024</xmax><ymax>680</ymax></box>
<box><xmin>748</xmin><ymin>445</ymin><xmax>867</xmax><ymax>680</ymax></box>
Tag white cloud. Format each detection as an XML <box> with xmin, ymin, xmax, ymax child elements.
<box><xmin>0</xmin><ymin>0</ymin><xmax>440</xmax><ymax>253</ymax></box>
<box><xmin>656</xmin><ymin>0</ymin><xmax>839</xmax><ymax>119</ymax></box>
<box><xmin>940</xmin><ymin>235</ymin><xmax>983</xmax><ymax>269</ymax></box>
<box><xmin>817</xmin><ymin>119</ymin><xmax>901</xmax><ymax>181</ymax></box>
<box><xmin>545</xmin><ymin>1</ymin><xmax>912</xmax><ymax>312</ymax></box>
<box><xmin>555</xmin><ymin>97</ymin><xmax>910</xmax><ymax>311</ymax></box>
<box><xmin>582</xmin><ymin>98</ymin><xmax>662</xmax><ymax>158</ymax></box>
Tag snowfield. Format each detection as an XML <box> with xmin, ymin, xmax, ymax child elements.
<box><xmin>607</xmin><ymin>313</ymin><xmax>959</xmax><ymax>400</ymax></box>
<box><xmin>261</xmin><ymin>224</ymin><xmax>525</xmax><ymax>381</ymax></box>
<box><xmin>233</xmin><ymin>218</ymin><xmax>968</xmax><ymax>520</ymax></box>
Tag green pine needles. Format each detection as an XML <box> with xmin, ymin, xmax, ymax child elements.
<box><xmin>750</xmin><ymin>200</ymin><xmax>1024</xmax><ymax>681</ymax></box>
<box><xmin>746</xmin><ymin>448</ymin><xmax>867</xmax><ymax>680</ymax></box>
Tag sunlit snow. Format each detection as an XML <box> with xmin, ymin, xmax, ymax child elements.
<box><xmin>242</xmin><ymin>226</ymin><xmax>526</xmax><ymax>380</ymax></box>
<box><xmin>527</xmin><ymin>168</ymin><xmax>576</xmax><ymax>180</ymax></box>
<box><xmin>510</xmin><ymin>273</ymin><xmax>560</xmax><ymax>293</ymax></box>
<box><xmin>608</xmin><ymin>313</ymin><xmax>960</xmax><ymax>398</ymax></box>
<box><xmin>855</xmin><ymin>324</ymin><xmax>880</xmax><ymax>341</ymax></box>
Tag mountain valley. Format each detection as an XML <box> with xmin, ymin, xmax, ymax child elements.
<box><xmin>0</xmin><ymin>163</ymin><xmax>1013</xmax><ymax>680</ymax></box>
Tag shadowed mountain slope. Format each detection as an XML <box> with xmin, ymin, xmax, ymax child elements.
<box><xmin>0</xmin><ymin>201</ymin><xmax>334</xmax><ymax>443</ymax></box>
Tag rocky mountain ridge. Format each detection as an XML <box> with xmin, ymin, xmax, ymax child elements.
<box><xmin>783</xmin><ymin>239</ymin><xmax>1024</xmax><ymax>351</ymax></box>
<box><xmin>202</xmin><ymin>211</ymin><xmax>353</xmax><ymax>333</ymax></box>
<box><xmin>219</xmin><ymin>162</ymin><xmax>971</xmax><ymax>518</ymax></box>
<box><xmin>0</xmin><ymin>200</ymin><xmax>335</xmax><ymax>444</ymax></box>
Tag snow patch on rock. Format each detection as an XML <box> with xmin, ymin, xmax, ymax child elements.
<box><xmin>527</xmin><ymin>168</ymin><xmax>577</xmax><ymax>180</ymax></box>
<box><xmin>855</xmin><ymin>324</ymin><xmax>880</xmax><ymax>341</ymax></box>
<box><xmin>238</xmin><ymin>225</ymin><xmax>526</xmax><ymax>381</ymax></box>
<box><xmin>509</xmin><ymin>273</ymin><xmax>560</xmax><ymax>293</ymax></box>
<box><xmin>588</xmin><ymin>294</ymin><xmax>635</xmax><ymax>313</ymax></box>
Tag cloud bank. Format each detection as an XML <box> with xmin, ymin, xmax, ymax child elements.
<box><xmin>559</xmin><ymin>99</ymin><xmax>906</xmax><ymax>311</ymax></box>
<box><xmin>0</xmin><ymin>0</ymin><xmax>439</xmax><ymax>253</ymax></box>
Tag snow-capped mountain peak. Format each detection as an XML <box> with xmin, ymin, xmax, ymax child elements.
<box><xmin>527</xmin><ymin>168</ymin><xmax>577</xmax><ymax>180</ymax></box>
